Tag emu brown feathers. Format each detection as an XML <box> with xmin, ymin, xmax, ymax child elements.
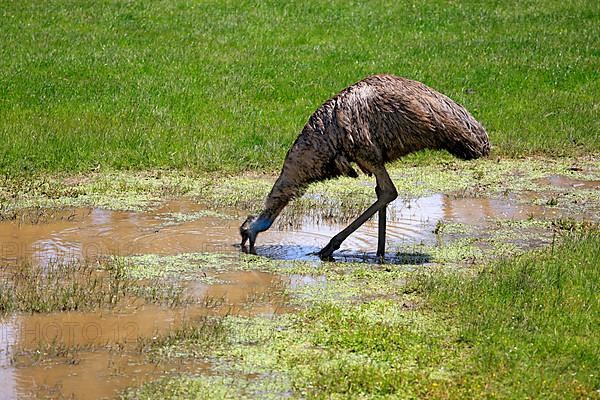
<box><xmin>240</xmin><ymin>74</ymin><xmax>490</xmax><ymax>260</ymax></box>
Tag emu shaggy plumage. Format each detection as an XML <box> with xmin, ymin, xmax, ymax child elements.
<box><xmin>240</xmin><ymin>74</ymin><xmax>490</xmax><ymax>260</ymax></box>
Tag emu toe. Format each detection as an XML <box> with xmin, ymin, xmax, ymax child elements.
<box><xmin>317</xmin><ymin>244</ymin><xmax>337</xmax><ymax>261</ymax></box>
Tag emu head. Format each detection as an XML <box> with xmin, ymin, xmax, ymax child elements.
<box><xmin>239</xmin><ymin>214</ymin><xmax>272</xmax><ymax>253</ymax></box>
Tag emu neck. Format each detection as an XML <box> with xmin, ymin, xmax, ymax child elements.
<box><xmin>259</xmin><ymin>174</ymin><xmax>305</xmax><ymax>226</ymax></box>
<box><xmin>260</xmin><ymin>192</ymin><xmax>291</xmax><ymax>223</ymax></box>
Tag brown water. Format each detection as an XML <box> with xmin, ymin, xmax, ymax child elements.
<box><xmin>0</xmin><ymin>201</ymin><xmax>241</xmax><ymax>265</ymax></box>
<box><xmin>0</xmin><ymin>184</ymin><xmax>596</xmax><ymax>399</ymax></box>
<box><xmin>0</xmin><ymin>195</ymin><xmax>557</xmax><ymax>266</ymax></box>
<box><xmin>3</xmin><ymin>351</ymin><xmax>209</xmax><ymax>400</ymax></box>
<box><xmin>536</xmin><ymin>174</ymin><xmax>600</xmax><ymax>190</ymax></box>
<box><xmin>0</xmin><ymin>270</ymin><xmax>288</xmax><ymax>399</ymax></box>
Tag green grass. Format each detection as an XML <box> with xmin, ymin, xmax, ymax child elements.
<box><xmin>1</xmin><ymin>0</ymin><xmax>598</xmax><ymax>174</ymax></box>
<box><xmin>420</xmin><ymin>231</ymin><xmax>600</xmax><ymax>398</ymax></box>
<box><xmin>283</xmin><ymin>233</ymin><xmax>600</xmax><ymax>399</ymax></box>
<box><xmin>278</xmin><ymin>233</ymin><xmax>599</xmax><ymax>399</ymax></box>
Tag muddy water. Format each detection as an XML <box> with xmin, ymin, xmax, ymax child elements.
<box><xmin>536</xmin><ymin>174</ymin><xmax>600</xmax><ymax>190</ymax></box>
<box><xmin>260</xmin><ymin>193</ymin><xmax>558</xmax><ymax>260</ymax></box>
<box><xmin>0</xmin><ymin>195</ymin><xmax>558</xmax><ymax>265</ymax></box>
<box><xmin>0</xmin><ymin>201</ymin><xmax>241</xmax><ymax>265</ymax></box>
<box><xmin>2</xmin><ymin>350</ymin><xmax>209</xmax><ymax>400</ymax></box>
<box><xmin>0</xmin><ymin>270</ymin><xmax>288</xmax><ymax>399</ymax></box>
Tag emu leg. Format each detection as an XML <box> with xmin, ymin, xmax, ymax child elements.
<box><xmin>241</xmin><ymin>244</ymin><xmax>257</xmax><ymax>255</ymax></box>
<box><xmin>318</xmin><ymin>167</ymin><xmax>397</xmax><ymax>261</ymax></box>
<box><xmin>376</xmin><ymin>184</ymin><xmax>387</xmax><ymax>261</ymax></box>
<box><xmin>317</xmin><ymin>200</ymin><xmax>387</xmax><ymax>260</ymax></box>
<box><xmin>377</xmin><ymin>206</ymin><xmax>387</xmax><ymax>261</ymax></box>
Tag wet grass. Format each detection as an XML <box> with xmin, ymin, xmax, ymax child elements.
<box><xmin>0</xmin><ymin>206</ymin><xmax>76</xmax><ymax>224</ymax></box>
<box><xmin>137</xmin><ymin>317</ymin><xmax>228</xmax><ymax>362</ymax></box>
<box><xmin>286</xmin><ymin>302</ymin><xmax>464</xmax><ymax>398</ymax></box>
<box><xmin>11</xmin><ymin>342</ymin><xmax>88</xmax><ymax>370</ymax></box>
<box><xmin>123</xmin><ymin>375</ymin><xmax>253</xmax><ymax>400</ymax></box>
<box><xmin>0</xmin><ymin>154</ymin><xmax>598</xmax><ymax>397</ymax></box>
<box><xmin>1</xmin><ymin>1</ymin><xmax>599</xmax><ymax>175</ymax></box>
<box><xmin>0</xmin><ymin>259</ymin><xmax>127</xmax><ymax>314</ymax></box>
<box><xmin>120</xmin><ymin>253</ymin><xmax>236</xmax><ymax>280</ymax></box>
<box><xmin>159</xmin><ymin>210</ymin><xmax>235</xmax><ymax>225</ymax></box>
<box><xmin>0</xmin><ymin>258</ymin><xmax>186</xmax><ymax>314</ymax></box>
<box><xmin>125</xmin><ymin>305</ymin><xmax>459</xmax><ymax>399</ymax></box>
<box><xmin>123</xmin><ymin>231</ymin><xmax>599</xmax><ymax>399</ymax></box>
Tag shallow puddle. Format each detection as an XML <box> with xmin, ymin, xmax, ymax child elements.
<box><xmin>0</xmin><ymin>201</ymin><xmax>241</xmax><ymax>265</ymax></box>
<box><xmin>261</xmin><ymin>194</ymin><xmax>556</xmax><ymax>260</ymax></box>
<box><xmin>0</xmin><ymin>270</ymin><xmax>289</xmax><ymax>399</ymax></box>
<box><xmin>536</xmin><ymin>174</ymin><xmax>600</xmax><ymax>190</ymax></box>
<box><xmin>0</xmin><ymin>194</ymin><xmax>561</xmax><ymax>265</ymax></box>
<box><xmin>2</xmin><ymin>350</ymin><xmax>209</xmax><ymax>400</ymax></box>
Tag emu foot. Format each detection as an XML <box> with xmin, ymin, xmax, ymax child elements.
<box><xmin>241</xmin><ymin>244</ymin><xmax>257</xmax><ymax>255</ymax></box>
<box><xmin>317</xmin><ymin>252</ymin><xmax>335</xmax><ymax>262</ymax></box>
<box><xmin>376</xmin><ymin>250</ymin><xmax>386</xmax><ymax>264</ymax></box>
<box><xmin>317</xmin><ymin>241</ymin><xmax>340</xmax><ymax>261</ymax></box>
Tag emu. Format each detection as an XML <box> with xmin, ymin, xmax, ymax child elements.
<box><xmin>240</xmin><ymin>74</ymin><xmax>490</xmax><ymax>261</ymax></box>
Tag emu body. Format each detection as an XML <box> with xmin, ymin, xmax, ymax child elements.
<box><xmin>240</xmin><ymin>74</ymin><xmax>490</xmax><ymax>260</ymax></box>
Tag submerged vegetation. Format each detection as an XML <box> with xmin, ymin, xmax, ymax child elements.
<box><xmin>0</xmin><ymin>258</ymin><xmax>186</xmax><ymax>314</ymax></box>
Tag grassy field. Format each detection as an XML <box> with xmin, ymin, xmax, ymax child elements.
<box><xmin>1</xmin><ymin>1</ymin><xmax>598</xmax><ymax>398</ymax></box>
<box><xmin>421</xmin><ymin>231</ymin><xmax>600</xmax><ymax>398</ymax></box>
<box><xmin>1</xmin><ymin>0</ymin><xmax>599</xmax><ymax>174</ymax></box>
